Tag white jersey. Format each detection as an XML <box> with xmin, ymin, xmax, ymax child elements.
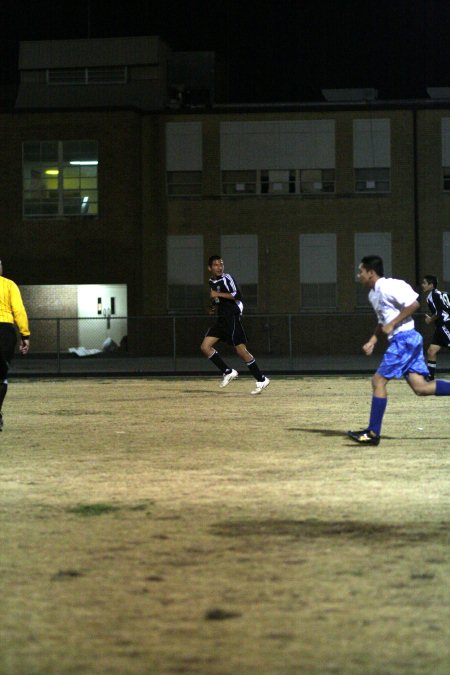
<box><xmin>368</xmin><ymin>277</ymin><xmax>418</xmax><ymax>338</ymax></box>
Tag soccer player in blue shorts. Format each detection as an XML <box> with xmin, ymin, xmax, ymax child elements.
<box><xmin>347</xmin><ymin>255</ymin><xmax>450</xmax><ymax>445</ymax></box>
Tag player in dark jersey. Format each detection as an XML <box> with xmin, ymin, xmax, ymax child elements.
<box><xmin>200</xmin><ymin>255</ymin><xmax>270</xmax><ymax>394</ymax></box>
<box><xmin>421</xmin><ymin>275</ymin><xmax>450</xmax><ymax>380</ymax></box>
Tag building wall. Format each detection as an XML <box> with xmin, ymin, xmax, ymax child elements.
<box><xmin>0</xmin><ymin>109</ymin><xmax>143</xmax><ymax>314</ymax></box>
<box><xmin>144</xmin><ymin>109</ymin><xmax>419</xmax><ymax>316</ymax></box>
<box><xmin>0</xmin><ymin>104</ymin><xmax>449</xmax><ymax>354</ymax></box>
<box><xmin>416</xmin><ymin>109</ymin><xmax>450</xmax><ymax>284</ymax></box>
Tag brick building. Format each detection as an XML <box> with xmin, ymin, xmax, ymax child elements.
<box><xmin>0</xmin><ymin>37</ymin><xmax>449</xmax><ymax>355</ymax></box>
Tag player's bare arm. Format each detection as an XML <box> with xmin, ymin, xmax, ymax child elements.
<box><xmin>381</xmin><ymin>300</ymin><xmax>420</xmax><ymax>336</ymax></box>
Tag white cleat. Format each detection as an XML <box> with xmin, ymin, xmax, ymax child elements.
<box><xmin>220</xmin><ymin>369</ymin><xmax>238</xmax><ymax>388</ymax></box>
<box><xmin>251</xmin><ymin>377</ymin><xmax>270</xmax><ymax>395</ymax></box>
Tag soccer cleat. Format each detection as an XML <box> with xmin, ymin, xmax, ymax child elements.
<box><xmin>347</xmin><ymin>429</ymin><xmax>380</xmax><ymax>445</ymax></box>
<box><xmin>220</xmin><ymin>369</ymin><xmax>238</xmax><ymax>388</ymax></box>
<box><xmin>251</xmin><ymin>377</ymin><xmax>270</xmax><ymax>395</ymax></box>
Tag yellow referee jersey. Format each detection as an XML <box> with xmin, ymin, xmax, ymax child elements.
<box><xmin>0</xmin><ymin>276</ymin><xmax>30</xmax><ymax>337</ymax></box>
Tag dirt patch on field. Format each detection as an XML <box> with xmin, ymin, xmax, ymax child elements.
<box><xmin>0</xmin><ymin>376</ymin><xmax>449</xmax><ymax>674</ymax></box>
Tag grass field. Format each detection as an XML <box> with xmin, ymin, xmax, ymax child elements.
<box><xmin>0</xmin><ymin>375</ymin><xmax>449</xmax><ymax>674</ymax></box>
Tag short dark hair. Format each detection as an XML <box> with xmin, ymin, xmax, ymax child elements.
<box><xmin>361</xmin><ymin>255</ymin><xmax>384</xmax><ymax>277</ymax></box>
<box><xmin>208</xmin><ymin>255</ymin><xmax>222</xmax><ymax>266</ymax></box>
<box><xmin>423</xmin><ymin>274</ymin><xmax>438</xmax><ymax>288</ymax></box>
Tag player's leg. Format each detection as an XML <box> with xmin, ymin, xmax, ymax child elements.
<box><xmin>201</xmin><ymin>334</ymin><xmax>237</xmax><ymax>386</ymax></box>
<box><xmin>406</xmin><ymin>372</ymin><xmax>450</xmax><ymax>396</ymax></box>
<box><xmin>0</xmin><ymin>327</ymin><xmax>17</xmax><ymax>431</ymax></box>
<box><xmin>347</xmin><ymin>372</ymin><xmax>388</xmax><ymax>445</ymax></box>
<box><xmin>200</xmin><ymin>334</ymin><xmax>220</xmax><ymax>358</ymax></box>
<box><xmin>234</xmin><ymin>342</ymin><xmax>270</xmax><ymax>394</ymax></box>
<box><xmin>367</xmin><ymin>372</ymin><xmax>388</xmax><ymax>437</ymax></box>
<box><xmin>426</xmin><ymin>343</ymin><xmax>440</xmax><ymax>380</ymax></box>
<box><xmin>0</xmin><ymin>353</ymin><xmax>7</xmax><ymax>431</ymax></box>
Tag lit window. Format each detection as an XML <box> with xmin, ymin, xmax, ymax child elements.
<box><xmin>23</xmin><ymin>141</ymin><xmax>98</xmax><ymax>217</ymax></box>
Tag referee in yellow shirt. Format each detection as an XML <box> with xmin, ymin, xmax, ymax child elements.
<box><xmin>0</xmin><ymin>259</ymin><xmax>30</xmax><ymax>431</ymax></box>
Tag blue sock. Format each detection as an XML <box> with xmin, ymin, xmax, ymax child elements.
<box><xmin>368</xmin><ymin>396</ymin><xmax>387</xmax><ymax>436</ymax></box>
<box><xmin>435</xmin><ymin>380</ymin><xmax>450</xmax><ymax>396</ymax></box>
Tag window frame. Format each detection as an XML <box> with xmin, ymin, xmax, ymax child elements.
<box><xmin>221</xmin><ymin>168</ymin><xmax>335</xmax><ymax>196</ymax></box>
<box><xmin>22</xmin><ymin>140</ymin><xmax>99</xmax><ymax>218</ymax></box>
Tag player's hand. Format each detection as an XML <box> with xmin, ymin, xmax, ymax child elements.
<box><xmin>20</xmin><ymin>338</ymin><xmax>30</xmax><ymax>355</ymax></box>
<box><xmin>362</xmin><ymin>340</ymin><xmax>376</xmax><ymax>356</ymax></box>
<box><xmin>210</xmin><ymin>290</ymin><xmax>219</xmax><ymax>299</ymax></box>
<box><xmin>424</xmin><ymin>314</ymin><xmax>433</xmax><ymax>324</ymax></box>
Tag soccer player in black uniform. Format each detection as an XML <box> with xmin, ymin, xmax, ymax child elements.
<box><xmin>200</xmin><ymin>255</ymin><xmax>270</xmax><ymax>394</ymax></box>
<box><xmin>0</xmin><ymin>259</ymin><xmax>30</xmax><ymax>430</ymax></box>
<box><xmin>421</xmin><ymin>275</ymin><xmax>450</xmax><ymax>380</ymax></box>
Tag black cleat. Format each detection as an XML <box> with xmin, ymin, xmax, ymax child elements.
<box><xmin>0</xmin><ymin>413</ymin><xmax>3</xmax><ymax>431</ymax></box>
<box><xmin>347</xmin><ymin>429</ymin><xmax>380</xmax><ymax>445</ymax></box>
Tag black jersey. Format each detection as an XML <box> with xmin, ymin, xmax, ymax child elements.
<box><xmin>426</xmin><ymin>289</ymin><xmax>450</xmax><ymax>326</ymax></box>
<box><xmin>209</xmin><ymin>273</ymin><xmax>244</xmax><ymax>317</ymax></box>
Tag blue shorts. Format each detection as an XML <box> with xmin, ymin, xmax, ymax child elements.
<box><xmin>377</xmin><ymin>329</ymin><xmax>430</xmax><ymax>380</ymax></box>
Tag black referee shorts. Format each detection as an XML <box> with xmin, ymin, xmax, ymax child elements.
<box><xmin>0</xmin><ymin>323</ymin><xmax>17</xmax><ymax>380</ymax></box>
<box><xmin>205</xmin><ymin>314</ymin><xmax>248</xmax><ymax>346</ymax></box>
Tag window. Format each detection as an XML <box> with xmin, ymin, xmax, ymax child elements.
<box><xmin>443</xmin><ymin>168</ymin><xmax>450</xmax><ymax>192</ymax></box>
<box><xmin>299</xmin><ymin>234</ymin><xmax>337</xmax><ymax>308</ymax></box>
<box><xmin>167</xmin><ymin>172</ymin><xmax>202</xmax><ymax>196</ymax></box>
<box><xmin>167</xmin><ymin>235</ymin><xmax>204</xmax><ymax>311</ymax></box>
<box><xmin>353</xmin><ymin>119</ymin><xmax>391</xmax><ymax>193</ymax></box>
<box><xmin>23</xmin><ymin>141</ymin><xmax>98</xmax><ymax>217</ymax></box>
<box><xmin>354</xmin><ymin>233</ymin><xmax>392</xmax><ymax>307</ymax></box>
<box><xmin>220</xmin><ymin>120</ymin><xmax>335</xmax><ymax>196</ymax></box>
<box><xmin>300</xmin><ymin>169</ymin><xmax>335</xmax><ymax>194</ymax></box>
<box><xmin>221</xmin><ymin>168</ymin><xmax>335</xmax><ymax>196</ymax></box>
<box><xmin>220</xmin><ymin>235</ymin><xmax>258</xmax><ymax>308</ymax></box>
<box><xmin>222</xmin><ymin>170</ymin><xmax>257</xmax><ymax>195</ymax></box>
<box><xmin>261</xmin><ymin>170</ymin><xmax>295</xmax><ymax>194</ymax></box>
<box><xmin>166</xmin><ymin>123</ymin><xmax>202</xmax><ymax>196</ymax></box>
<box><xmin>355</xmin><ymin>168</ymin><xmax>390</xmax><ymax>193</ymax></box>
<box><xmin>442</xmin><ymin>118</ymin><xmax>450</xmax><ymax>191</ymax></box>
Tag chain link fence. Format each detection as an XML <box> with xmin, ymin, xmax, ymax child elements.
<box><xmin>10</xmin><ymin>313</ymin><xmax>443</xmax><ymax>376</ymax></box>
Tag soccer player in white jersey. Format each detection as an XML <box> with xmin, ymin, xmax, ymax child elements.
<box><xmin>421</xmin><ymin>275</ymin><xmax>450</xmax><ymax>380</ymax></box>
<box><xmin>200</xmin><ymin>255</ymin><xmax>270</xmax><ymax>395</ymax></box>
<box><xmin>348</xmin><ymin>255</ymin><xmax>450</xmax><ymax>445</ymax></box>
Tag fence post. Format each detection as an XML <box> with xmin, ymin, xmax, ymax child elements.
<box><xmin>56</xmin><ymin>318</ymin><xmax>61</xmax><ymax>375</ymax></box>
<box><xmin>288</xmin><ymin>314</ymin><xmax>293</xmax><ymax>369</ymax></box>
<box><xmin>172</xmin><ymin>316</ymin><xmax>177</xmax><ymax>371</ymax></box>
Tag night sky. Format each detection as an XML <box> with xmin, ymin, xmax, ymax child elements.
<box><xmin>2</xmin><ymin>0</ymin><xmax>449</xmax><ymax>103</ymax></box>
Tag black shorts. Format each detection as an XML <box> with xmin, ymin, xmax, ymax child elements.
<box><xmin>431</xmin><ymin>324</ymin><xmax>450</xmax><ymax>349</ymax></box>
<box><xmin>0</xmin><ymin>323</ymin><xmax>17</xmax><ymax>378</ymax></box>
<box><xmin>205</xmin><ymin>314</ymin><xmax>247</xmax><ymax>346</ymax></box>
